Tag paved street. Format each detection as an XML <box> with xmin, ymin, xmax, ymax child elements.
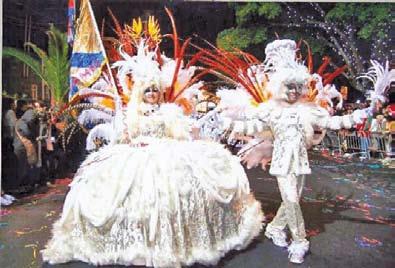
<box><xmin>0</xmin><ymin>152</ymin><xmax>394</xmax><ymax>268</ymax></box>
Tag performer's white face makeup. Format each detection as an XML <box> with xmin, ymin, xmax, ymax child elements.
<box><xmin>283</xmin><ymin>82</ymin><xmax>304</xmax><ymax>103</ymax></box>
<box><xmin>143</xmin><ymin>86</ymin><xmax>160</xmax><ymax>104</ymax></box>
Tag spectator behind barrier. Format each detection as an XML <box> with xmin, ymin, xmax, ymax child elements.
<box><xmin>12</xmin><ymin>102</ymin><xmax>40</xmax><ymax>193</ymax></box>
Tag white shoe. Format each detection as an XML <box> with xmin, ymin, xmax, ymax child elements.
<box><xmin>265</xmin><ymin>228</ymin><xmax>288</xmax><ymax>247</ymax></box>
<box><xmin>288</xmin><ymin>240</ymin><xmax>309</xmax><ymax>264</ymax></box>
<box><xmin>3</xmin><ymin>194</ymin><xmax>16</xmax><ymax>202</ymax></box>
<box><xmin>1</xmin><ymin>196</ymin><xmax>12</xmax><ymax>206</ymax></box>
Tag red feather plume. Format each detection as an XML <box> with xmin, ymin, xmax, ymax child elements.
<box><xmin>317</xmin><ymin>56</ymin><xmax>331</xmax><ymax>76</ymax></box>
<box><xmin>323</xmin><ymin>65</ymin><xmax>347</xmax><ymax>86</ymax></box>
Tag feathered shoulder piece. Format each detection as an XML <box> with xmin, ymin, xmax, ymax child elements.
<box><xmin>358</xmin><ymin>60</ymin><xmax>391</xmax><ymax>103</ymax></box>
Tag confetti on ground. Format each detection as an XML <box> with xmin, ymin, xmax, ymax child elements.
<box><xmin>45</xmin><ymin>211</ymin><xmax>56</xmax><ymax>218</ymax></box>
<box><xmin>332</xmin><ymin>177</ymin><xmax>354</xmax><ymax>184</ymax></box>
<box><xmin>306</xmin><ymin>228</ymin><xmax>320</xmax><ymax>237</ymax></box>
<box><xmin>0</xmin><ymin>209</ymin><xmax>12</xmax><ymax>217</ymax></box>
<box><xmin>322</xmin><ymin>208</ymin><xmax>334</xmax><ymax>214</ymax></box>
<box><xmin>0</xmin><ymin>222</ymin><xmax>9</xmax><ymax>228</ymax></box>
<box><xmin>367</xmin><ymin>164</ymin><xmax>382</xmax><ymax>169</ymax></box>
<box><xmin>54</xmin><ymin>178</ymin><xmax>72</xmax><ymax>185</ymax></box>
<box><xmin>25</xmin><ymin>243</ymin><xmax>39</xmax><ymax>268</ymax></box>
<box><xmin>15</xmin><ymin>226</ymin><xmax>48</xmax><ymax>237</ymax></box>
<box><xmin>27</xmin><ymin>200</ymin><xmax>38</xmax><ymax>206</ymax></box>
<box><xmin>355</xmin><ymin>236</ymin><xmax>383</xmax><ymax>248</ymax></box>
<box><xmin>303</xmin><ymin>196</ymin><xmax>324</xmax><ymax>203</ymax></box>
<box><xmin>22</xmin><ymin>188</ymin><xmax>64</xmax><ymax>202</ymax></box>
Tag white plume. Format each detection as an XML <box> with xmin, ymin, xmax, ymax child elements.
<box><xmin>216</xmin><ymin>87</ymin><xmax>253</xmax><ymax>109</ymax></box>
<box><xmin>358</xmin><ymin>60</ymin><xmax>391</xmax><ymax>103</ymax></box>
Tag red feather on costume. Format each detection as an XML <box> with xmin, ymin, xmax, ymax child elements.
<box><xmin>316</xmin><ymin>56</ymin><xmax>331</xmax><ymax>76</ymax></box>
<box><xmin>194</xmin><ymin>44</ymin><xmax>268</xmax><ymax>103</ymax></box>
<box><xmin>323</xmin><ymin>65</ymin><xmax>347</xmax><ymax>85</ymax></box>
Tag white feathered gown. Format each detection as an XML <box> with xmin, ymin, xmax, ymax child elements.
<box><xmin>41</xmin><ymin>104</ymin><xmax>263</xmax><ymax>267</ymax></box>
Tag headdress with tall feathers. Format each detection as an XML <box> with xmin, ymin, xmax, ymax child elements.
<box><xmin>112</xmin><ymin>41</ymin><xmax>161</xmax><ymax>98</ymax></box>
<box><xmin>263</xmin><ymin>39</ymin><xmax>310</xmax><ymax>99</ymax></box>
<box><xmin>104</xmin><ymin>8</ymin><xmax>205</xmax><ymax>107</ymax></box>
<box><xmin>263</xmin><ymin>39</ymin><xmax>298</xmax><ymax>73</ymax></box>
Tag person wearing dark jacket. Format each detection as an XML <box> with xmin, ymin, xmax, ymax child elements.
<box><xmin>13</xmin><ymin>106</ymin><xmax>40</xmax><ymax>192</ymax></box>
<box><xmin>1</xmin><ymin>97</ymin><xmax>18</xmax><ymax>201</ymax></box>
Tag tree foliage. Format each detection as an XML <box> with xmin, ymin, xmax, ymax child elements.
<box><xmin>216</xmin><ymin>2</ymin><xmax>391</xmax><ymax>92</ymax></box>
<box><xmin>233</xmin><ymin>2</ymin><xmax>282</xmax><ymax>25</ymax></box>
<box><xmin>3</xmin><ymin>24</ymin><xmax>69</xmax><ymax>104</ymax></box>
<box><xmin>217</xmin><ymin>26</ymin><xmax>267</xmax><ymax>51</ymax></box>
<box><xmin>326</xmin><ymin>3</ymin><xmax>389</xmax><ymax>40</ymax></box>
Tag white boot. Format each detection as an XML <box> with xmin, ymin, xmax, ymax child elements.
<box><xmin>3</xmin><ymin>194</ymin><xmax>16</xmax><ymax>202</ymax></box>
<box><xmin>265</xmin><ymin>227</ymin><xmax>288</xmax><ymax>247</ymax></box>
<box><xmin>1</xmin><ymin>196</ymin><xmax>12</xmax><ymax>206</ymax></box>
<box><xmin>288</xmin><ymin>240</ymin><xmax>309</xmax><ymax>264</ymax></box>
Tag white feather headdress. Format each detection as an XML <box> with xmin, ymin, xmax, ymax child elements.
<box><xmin>264</xmin><ymin>39</ymin><xmax>298</xmax><ymax>73</ymax></box>
<box><xmin>112</xmin><ymin>41</ymin><xmax>161</xmax><ymax>97</ymax></box>
<box><xmin>264</xmin><ymin>39</ymin><xmax>310</xmax><ymax>99</ymax></box>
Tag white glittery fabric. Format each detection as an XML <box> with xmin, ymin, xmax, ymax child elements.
<box><xmin>42</xmin><ymin>110</ymin><xmax>263</xmax><ymax>267</ymax></box>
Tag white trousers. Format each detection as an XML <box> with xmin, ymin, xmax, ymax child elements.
<box><xmin>267</xmin><ymin>174</ymin><xmax>307</xmax><ymax>243</ymax></box>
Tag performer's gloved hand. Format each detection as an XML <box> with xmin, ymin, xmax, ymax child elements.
<box><xmin>352</xmin><ymin>109</ymin><xmax>368</xmax><ymax>124</ymax></box>
<box><xmin>196</xmin><ymin>109</ymin><xmax>220</xmax><ymax>128</ymax></box>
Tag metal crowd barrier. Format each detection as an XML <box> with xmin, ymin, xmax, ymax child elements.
<box><xmin>322</xmin><ymin>130</ymin><xmax>392</xmax><ymax>159</ymax></box>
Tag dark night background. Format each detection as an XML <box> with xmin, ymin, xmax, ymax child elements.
<box><xmin>2</xmin><ymin>0</ymin><xmax>236</xmax><ymax>98</ymax></box>
<box><xmin>2</xmin><ymin>0</ymin><xmax>393</xmax><ymax>102</ymax></box>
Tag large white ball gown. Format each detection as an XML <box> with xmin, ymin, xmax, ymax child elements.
<box><xmin>41</xmin><ymin>104</ymin><xmax>263</xmax><ymax>267</ymax></box>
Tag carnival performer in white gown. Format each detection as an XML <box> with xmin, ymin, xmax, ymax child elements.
<box><xmin>41</xmin><ymin>42</ymin><xmax>264</xmax><ymax>267</ymax></box>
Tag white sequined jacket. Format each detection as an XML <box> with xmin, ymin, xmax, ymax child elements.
<box><xmin>223</xmin><ymin>100</ymin><xmax>359</xmax><ymax>176</ymax></box>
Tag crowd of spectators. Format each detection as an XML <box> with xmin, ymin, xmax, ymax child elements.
<box><xmin>1</xmin><ymin>97</ymin><xmax>85</xmax><ymax>206</ymax></box>
<box><xmin>335</xmin><ymin>100</ymin><xmax>394</xmax><ymax>160</ymax></box>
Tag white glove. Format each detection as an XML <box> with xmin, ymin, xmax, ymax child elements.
<box><xmin>196</xmin><ymin>109</ymin><xmax>234</xmax><ymax>132</ymax></box>
<box><xmin>352</xmin><ymin>109</ymin><xmax>368</xmax><ymax>124</ymax></box>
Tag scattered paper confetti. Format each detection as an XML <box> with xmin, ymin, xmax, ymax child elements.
<box><xmin>54</xmin><ymin>178</ymin><xmax>72</xmax><ymax>185</ymax></box>
<box><xmin>15</xmin><ymin>226</ymin><xmax>48</xmax><ymax>237</ymax></box>
<box><xmin>45</xmin><ymin>211</ymin><xmax>56</xmax><ymax>218</ymax></box>
<box><xmin>355</xmin><ymin>236</ymin><xmax>383</xmax><ymax>248</ymax></box>
<box><xmin>306</xmin><ymin>228</ymin><xmax>320</xmax><ymax>237</ymax></box>
<box><xmin>0</xmin><ymin>222</ymin><xmax>9</xmax><ymax>228</ymax></box>
<box><xmin>0</xmin><ymin>209</ymin><xmax>12</xmax><ymax>217</ymax></box>
<box><xmin>25</xmin><ymin>243</ymin><xmax>39</xmax><ymax>268</ymax></box>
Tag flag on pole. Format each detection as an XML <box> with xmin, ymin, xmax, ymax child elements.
<box><xmin>67</xmin><ymin>0</ymin><xmax>75</xmax><ymax>45</ymax></box>
<box><xmin>69</xmin><ymin>0</ymin><xmax>110</xmax><ymax>101</ymax></box>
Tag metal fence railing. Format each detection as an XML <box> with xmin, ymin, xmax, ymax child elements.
<box><xmin>322</xmin><ymin>130</ymin><xmax>393</xmax><ymax>159</ymax></box>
